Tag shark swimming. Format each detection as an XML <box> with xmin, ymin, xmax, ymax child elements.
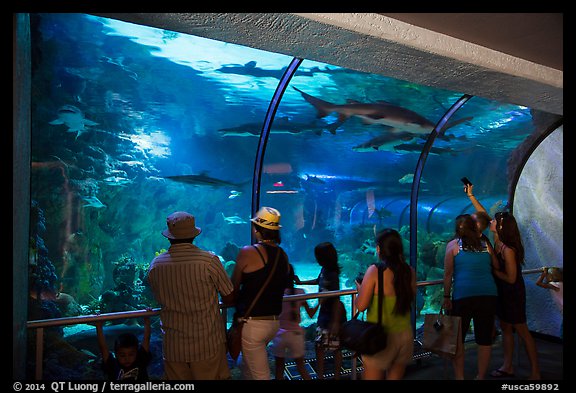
<box><xmin>218</xmin><ymin>118</ymin><xmax>330</xmax><ymax>137</ymax></box>
<box><xmin>352</xmin><ymin>131</ymin><xmax>418</xmax><ymax>152</ymax></box>
<box><xmin>164</xmin><ymin>172</ymin><xmax>248</xmax><ymax>188</ymax></box>
<box><xmin>398</xmin><ymin>173</ymin><xmax>427</xmax><ymax>185</ymax></box>
<box><xmin>293</xmin><ymin>87</ymin><xmax>472</xmax><ymax>135</ymax></box>
<box><xmin>49</xmin><ymin>105</ymin><xmax>99</xmax><ymax>138</ymax></box>
<box><xmin>81</xmin><ymin>196</ymin><xmax>106</xmax><ymax>208</ymax></box>
<box><xmin>221</xmin><ymin>213</ymin><xmax>248</xmax><ymax>225</ymax></box>
<box><xmin>216</xmin><ymin>61</ymin><xmax>316</xmax><ymax>79</ymax></box>
<box><xmin>394</xmin><ymin>143</ymin><xmax>458</xmax><ymax>155</ymax></box>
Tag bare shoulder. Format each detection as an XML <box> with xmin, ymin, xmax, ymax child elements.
<box><xmin>446</xmin><ymin>238</ymin><xmax>458</xmax><ymax>251</ymax></box>
<box><xmin>240</xmin><ymin>244</ymin><xmax>256</xmax><ymax>252</ymax></box>
<box><xmin>365</xmin><ymin>263</ymin><xmax>378</xmax><ymax>277</ymax></box>
<box><xmin>236</xmin><ymin>245</ymin><xmax>255</xmax><ymax>264</ymax></box>
<box><xmin>502</xmin><ymin>245</ymin><xmax>517</xmax><ymax>259</ymax></box>
<box><xmin>447</xmin><ymin>238</ymin><xmax>458</xmax><ymax>247</ymax></box>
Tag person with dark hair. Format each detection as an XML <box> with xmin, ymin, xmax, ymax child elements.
<box><xmin>148</xmin><ymin>211</ymin><xmax>234</xmax><ymax>380</ymax></box>
<box><xmin>443</xmin><ymin>214</ymin><xmax>499</xmax><ymax>380</ymax></box>
<box><xmin>271</xmin><ymin>264</ymin><xmax>318</xmax><ymax>380</ymax></box>
<box><xmin>231</xmin><ymin>207</ymin><xmax>291</xmax><ymax>380</ymax></box>
<box><xmin>95</xmin><ymin>316</ymin><xmax>152</xmax><ymax>381</ymax></box>
<box><xmin>355</xmin><ymin>228</ymin><xmax>416</xmax><ymax>380</ymax></box>
<box><xmin>489</xmin><ymin>212</ymin><xmax>541</xmax><ymax>380</ymax></box>
<box><xmin>296</xmin><ymin>241</ymin><xmax>346</xmax><ymax>379</ymax></box>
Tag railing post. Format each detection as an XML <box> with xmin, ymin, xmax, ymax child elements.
<box><xmin>350</xmin><ymin>292</ymin><xmax>357</xmax><ymax>380</ymax></box>
<box><xmin>35</xmin><ymin>327</ymin><xmax>43</xmax><ymax>380</ymax></box>
<box><xmin>24</xmin><ymin>269</ymin><xmax>545</xmax><ymax>380</ymax></box>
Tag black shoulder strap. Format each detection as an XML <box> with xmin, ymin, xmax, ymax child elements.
<box><xmin>252</xmin><ymin>244</ymin><xmax>266</xmax><ymax>266</ymax></box>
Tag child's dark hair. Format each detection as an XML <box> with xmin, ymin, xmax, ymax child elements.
<box><xmin>287</xmin><ymin>264</ymin><xmax>299</xmax><ymax>320</ymax></box>
<box><xmin>114</xmin><ymin>333</ymin><xmax>139</xmax><ymax>352</ymax></box>
<box><xmin>314</xmin><ymin>242</ymin><xmax>340</xmax><ymax>274</ymax></box>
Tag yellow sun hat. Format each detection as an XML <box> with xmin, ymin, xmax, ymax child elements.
<box><xmin>250</xmin><ymin>206</ymin><xmax>282</xmax><ymax>230</ymax></box>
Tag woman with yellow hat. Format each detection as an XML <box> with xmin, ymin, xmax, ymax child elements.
<box><xmin>230</xmin><ymin>207</ymin><xmax>291</xmax><ymax>379</ymax></box>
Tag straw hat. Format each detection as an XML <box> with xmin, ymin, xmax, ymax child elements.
<box><xmin>162</xmin><ymin>211</ymin><xmax>202</xmax><ymax>239</ymax></box>
<box><xmin>250</xmin><ymin>207</ymin><xmax>282</xmax><ymax>230</ymax></box>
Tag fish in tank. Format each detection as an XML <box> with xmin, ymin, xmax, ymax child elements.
<box><xmin>25</xmin><ymin>13</ymin><xmax>559</xmax><ymax>379</ymax></box>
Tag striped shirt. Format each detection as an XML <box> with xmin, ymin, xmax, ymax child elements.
<box><xmin>147</xmin><ymin>243</ymin><xmax>233</xmax><ymax>362</ymax></box>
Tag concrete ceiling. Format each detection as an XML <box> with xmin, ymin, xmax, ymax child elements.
<box><xmin>93</xmin><ymin>13</ymin><xmax>563</xmax><ymax>116</ymax></box>
<box><xmin>380</xmin><ymin>13</ymin><xmax>563</xmax><ymax>71</ymax></box>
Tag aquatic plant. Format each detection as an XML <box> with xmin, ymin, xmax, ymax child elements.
<box><xmin>29</xmin><ymin>200</ymin><xmax>58</xmax><ymax>297</ymax></box>
<box><xmin>154</xmin><ymin>248</ymin><xmax>167</xmax><ymax>257</ymax></box>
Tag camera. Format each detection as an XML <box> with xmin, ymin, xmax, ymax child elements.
<box><xmin>433</xmin><ymin>319</ymin><xmax>443</xmax><ymax>331</ymax></box>
<box><xmin>460</xmin><ymin>177</ymin><xmax>472</xmax><ymax>186</ymax></box>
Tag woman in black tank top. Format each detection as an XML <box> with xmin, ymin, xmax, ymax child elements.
<box><xmin>230</xmin><ymin>207</ymin><xmax>291</xmax><ymax>380</ymax></box>
<box><xmin>236</xmin><ymin>243</ymin><xmax>290</xmax><ymax>317</ymax></box>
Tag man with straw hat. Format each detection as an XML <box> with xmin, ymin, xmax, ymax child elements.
<box><xmin>230</xmin><ymin>207</ymin><xmax>291</xmax><ymax>379</ymax></box>
<box><xmin>148</xmin><ymin>211</ymin><xmax>234</xmax><ymax>380</ymax></box>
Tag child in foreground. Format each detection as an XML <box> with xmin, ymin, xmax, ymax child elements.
<box><xmin>95</xmin><ymin>316</ymin><xmax>152</xmax><ymax>381</ymax></box>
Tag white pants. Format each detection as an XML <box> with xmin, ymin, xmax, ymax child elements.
<box><xmin>239</xmin><ymin>319</ymin><xmax>280</xmax><ymax>380</ymax></box>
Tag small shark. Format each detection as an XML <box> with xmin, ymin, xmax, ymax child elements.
<box><xmin>81</xmin><ymin>196</ymin><xmax>106</xmax><ymax>208</ymax></box>
<box><xmin>352</xmin><ymin>131</ymin><xmax>418</xmax><ymax>152</ymax></box>
<box><xmin>218</xmin><ymin>118</ymin><xmax>329</xmax><ymax>137</ymax></box>
<box><xmin>221</xmin><ymin>213</ymin><xmax>248</xmax><ymax>225</ymax></box>
<box><xmin>164</xmin><ymin>172</ymin><xmax>248</xmax><ymax>188</ymax></box>
<box><xmin>304</xmin><ymin>174</ymin><xmax>326</xmax><ymax>184</ymax></box>
<box><xmin>228</xmin><ymin>190</ymin><xmax>242</xmax><ymax>199</ymax></box>
<box><xmin>398</xmin><ymin>173</ymin><xmax>427</xmax><ymax>184</ymax></box>
<box><xmin>293</xmin><ymin>87</ymin><xmax>472</xmax><ymax>135</ymax></box>
<box><xmin>394</xmin><ymin>143</ymin><xmax>458</xmax><ymax>155</ymax></box>
<box><xmin>102</xmin><ymin>176</ymin><xmax>133</xmax><ymax>187</ymax></box>
<box><xmin>49</xmin><ymin>105</ymin><xmax>99</xmax><ymax>138</ymax></box>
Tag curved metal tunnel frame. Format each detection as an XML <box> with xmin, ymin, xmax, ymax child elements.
<box><xmin>247</xmin><ymin>58</ymin><xmax>563</xmax><ymax>338</ymax></box>
<box><xmin>251</xmin><ymin>69</ymin><xmax>563</xmax><ymax>334</ymax></box>
<box><xmin>250</xmin><ymin>57</ymin><xmax>303</xmax><ymax>243</ymax></box>
<box><xmin>249</xmin><ymin>59</ymin><xmax>478</xmax><ymax>336</ymax></box>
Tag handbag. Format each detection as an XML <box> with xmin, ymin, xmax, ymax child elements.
<box><xmin>422</xmin><ymin>306</ymin><xmax>462</xmax><ymax>359</ymax></box>
<box><xmin>340</xmin><ymin>263</ymin><xmax>388</xmax><ymax>355</ymax></box>
<box><xmin>226</xmin><ymin>246</ymin><xmax>280</xmax><ymax>361</ymax></box>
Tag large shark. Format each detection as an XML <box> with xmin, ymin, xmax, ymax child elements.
<box><xmin>164</xmin><ymin>172</ymin><xmax>248</xmax><ymax>188</ymax></box>
<box><xmin>293</xmin><ymin>87</ymin><xmax>472</xmax><ymax>135</ymax></box>
<box><xmin>49</xmin><ymin>105</ymin><xmax>99</xmax><ymax>138</ymax></box>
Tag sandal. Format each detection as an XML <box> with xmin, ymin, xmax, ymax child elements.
<box><xmin>490</xmin><ymin>369</ymin><xmax>515</xmax><ymax>378</ymax></box>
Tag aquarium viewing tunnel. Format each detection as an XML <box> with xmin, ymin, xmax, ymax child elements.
<box><xmin>13</xmin><ymin>13</ymin><xmax>562</xmax><ymax>380</ymax></box>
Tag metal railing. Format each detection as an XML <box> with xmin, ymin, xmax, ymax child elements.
<box><xmin>26</xmin><ymin>268</ymin><xmax>547</xmax><ymax>380</ymax></box>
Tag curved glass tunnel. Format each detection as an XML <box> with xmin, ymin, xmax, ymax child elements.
<box><xmin>17</xmin><ymin>13</ymin><xmax>563</xmax><ymax>379</ymax></box>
